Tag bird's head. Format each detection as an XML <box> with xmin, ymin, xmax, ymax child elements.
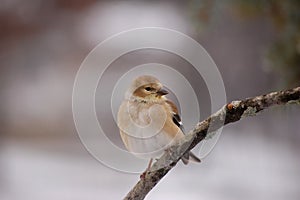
<box><xmin>126</xmin><ymin>75</ymin><xmax>168</xmax><ymax>103</ymax></box>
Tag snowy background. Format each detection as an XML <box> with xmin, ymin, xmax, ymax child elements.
<box><xmin>1</xmin><ymin>0</ymin><xmax>300</xmax><ymax>199</ymax></box>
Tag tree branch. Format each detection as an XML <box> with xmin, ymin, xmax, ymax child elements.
<box><xmin>124</xmin><ymin>86</ymin><xmax>300</xmax><ymax>200</ymax></box>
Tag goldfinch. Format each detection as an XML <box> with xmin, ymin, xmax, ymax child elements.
<box><xmin>117</xmin><ymin>75</ymin><xmax>200</xmax><ymax>165</ymax></box>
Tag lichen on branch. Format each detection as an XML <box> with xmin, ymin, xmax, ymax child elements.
<box><xmin>124</xmin><ymin>86</ymin><xmax>300</xmax><ymax>200</ymax></box>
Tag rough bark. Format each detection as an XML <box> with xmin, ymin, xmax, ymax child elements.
<box><xmin>124</xmin><ymin>86</ymin><xmax>300</xmax><ymax>200</ymax></box>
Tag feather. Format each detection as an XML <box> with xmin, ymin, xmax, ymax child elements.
<box><xmin>166</xmin><ymin>100</ymin><xmax>201</xmax><ymax>164</ymax></box>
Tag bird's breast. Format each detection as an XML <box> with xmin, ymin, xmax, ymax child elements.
<box><xmin>118</xmin><ymin>101</ymin><xmax>182</xmax><ymax>159</ymax></box>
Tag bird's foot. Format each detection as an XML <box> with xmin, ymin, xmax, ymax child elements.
<box><xmin>140</xmin><ymin>158</ymin><xmax>153</xmax><ymax>179</ymax></box>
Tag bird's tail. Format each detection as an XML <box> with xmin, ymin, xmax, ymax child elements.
<box><xmin>181</xmin><ymin>151</ymin><xmax>201</xmax><ymax>165</ymax></box>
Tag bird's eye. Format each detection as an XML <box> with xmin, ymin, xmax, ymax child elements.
<box><xmin>145</xmin><ymin>87</ymin><xmax>151</xmax><ymax>91</ymax></box>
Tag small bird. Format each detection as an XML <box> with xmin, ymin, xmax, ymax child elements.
<box><xmin>117</xmin><ymin>75</ymin><xmax>200</xmax><ymax>168</ymax></box>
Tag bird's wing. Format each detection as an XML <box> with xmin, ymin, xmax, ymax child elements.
<box><xmin>166</xmin><ymin>100</ymin><xmax>185</xmax><ymax>133</ymax></box>
<box><xmin>166</xmin><ymin>100</ymin><xmax>201</xmax><ymax>164</ymax></box>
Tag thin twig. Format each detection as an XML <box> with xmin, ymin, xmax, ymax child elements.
<box><xmin>124</xmin><ymin>86</ymin><xmax>300</xmax><ymax>200</ymax></box>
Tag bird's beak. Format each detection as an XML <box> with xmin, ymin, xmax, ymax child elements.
<box><xmin>156</xmin><ymin>88</ymin><xmax>168</xmax><ymax>96</ymax></box>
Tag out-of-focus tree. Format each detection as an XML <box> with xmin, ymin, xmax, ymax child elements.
<box><xmin>190</xmin><ymin>0</ymin><xmax>300</xmax><ymax>87</ymax></box>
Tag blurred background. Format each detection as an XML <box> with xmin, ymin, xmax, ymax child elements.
<box><xmin>1</xmin><ymin>0</ymin><xmax>300</xmax><ymax>199</ymax></box>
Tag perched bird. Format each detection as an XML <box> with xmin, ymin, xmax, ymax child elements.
<box><xmin>117</xmin><ymin>75</ymin><xmax>200</xmax><ymax>167</ymax></box>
